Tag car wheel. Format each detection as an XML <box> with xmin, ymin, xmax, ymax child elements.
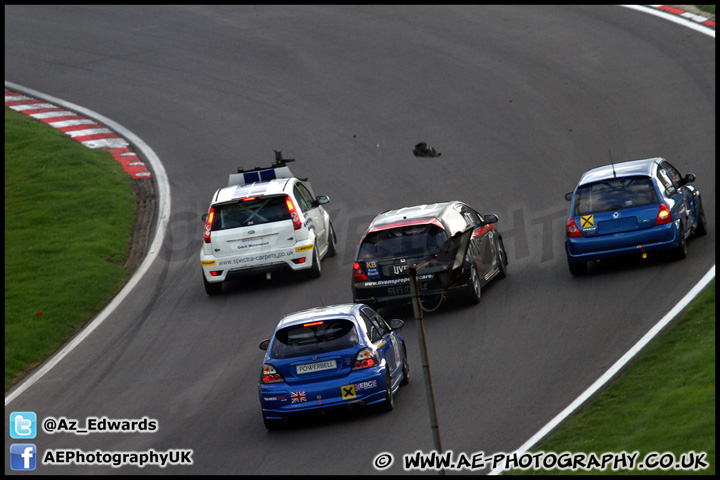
<box><xmin>496</xmin><ymin>239</ymin><xmax>508</xmax><ymax>279</ymax></box>
<box><xmin>326</xmin><ymin>222</ymin><xmax>337</xmax><ymax>257</ymax></box>
<box><xmin>672</xmin><ymin>224</ymin><xmax>687</xmax><ymax>261</ymax></box>
<box><xmin>263</xmin><ymin>416</ymin><xmax>283</xmax><ymax>431</ymax></box>
<box><xmin>466</xmin><ymin>264</ymin><xmax>481</xmax><ymax>304</ymax></box>
<box><xmin>400</xmin><ymin>349</ymin><xmax>410</xmax><ymax>386</ymax></box>
<box><xmin>695</xmin><ymin>201</ymin><xmax>707</xmax><ymax>237</ymax></box>
<box><xmin>203</xmin><ymin>273</ymin><xmax>222</xmax><ymax>295</ymax></box>
<box><xmin>306</xmin><ymin>245</ymin><xmax>321</xmax><ymax>279</ymax></box>
<box><xmin>568</xmin><ymin>258</ymin><xmax>587</xmax><ymax>276</ymax></box>
<box><xmin>379</xmin><ymin>371</ymin><xmax>394</xmax><ymax>412</ymax></box>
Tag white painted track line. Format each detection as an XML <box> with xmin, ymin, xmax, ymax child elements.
<box><xmin>4</xmin><ymin>81</ymin><xmax>172</xmax><ymax>406</ymax></box>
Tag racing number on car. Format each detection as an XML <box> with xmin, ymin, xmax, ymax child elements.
<box><xmin>581</xmin><ymin>215</ymin><xmax>594</xmax><ymax>228</ymax></box>
<box><xmin>341</xmin><ymin>385</ymin><xmax>356</xmax><ymax>399</ymax></box>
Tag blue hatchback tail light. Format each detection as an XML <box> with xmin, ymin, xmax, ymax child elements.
<box><xmin>261</xmin><ymin>364</ymin><xmax>285</xmax><ymax>384</ymax></box>
<box><xmin>655</xmin><ymin>203</ymin><xmax>672</xmax><ymax>225</ymax></box>
<box><xmin>351</xmin><ymin>348</ymin><xmax>378</xmax><ymax>370</ymax></box>
<box><xmin>566</xmin><ymin>217</ymin><xmax>583</xmax><ymax>237</ymax></box>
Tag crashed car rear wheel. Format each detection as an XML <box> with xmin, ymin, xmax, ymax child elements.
<box><xmin>466</xmin><ymin>264</ymin><xmax>481</xmax><ymax>304</ymax></box>
<box><xmin>497</xmin><ymin>239</ymin><xmax>508</xmax><ymax>279</ymax></box>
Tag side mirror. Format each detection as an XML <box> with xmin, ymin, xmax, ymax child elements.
<box><xmin>483</xmin><ymin>213</ymin><xmax>499</xmax><ymax>224</ymax></box>
<box><xmin>315</xmin><ymin>195</ymin><xmax>330</xmax><ymax>205</ymax></box>
<box><xmin>565</xmin><ymin>192</ymin><xmax>573</xmax><ymax>201</ymax></box>
<box><xmin>682</xmin><ymin>173</ymin><xmax>696</xmax><ymax>185</ymax></box>
<box><xmin>202</xmin><ymin>213</ymin><xmax>208</xmax><ymax>222</ymax></box>
<box><xmin>259</xmin><ymin>339</ymin><xmax>270</xmax><ymax>351</ymax></box>
<box><xmin>389</xmin><ymin>319</ymin><xmax>404</xmax><ymax>331</ymax></box>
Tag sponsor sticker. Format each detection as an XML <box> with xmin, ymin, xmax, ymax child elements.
<box><xmin>354</xmin><ymin>379</ymin><xmax>377</xmax><ymax>391</ymax></box>
<box><xmin>201</xmin><ymin>260</ymin><xmax>217</xmax><ymax>266</ymax></box>
<box><xmin>366</xmin><ymin>260</ymin><xmax>381</xmax><ymax>280</ymax></box>
<box><xmin>295</xmin><ymin>244</ymin><xmax>314</xmax><ymax>253</ymax></box>
<box><xmin>341</xmin><ymin>385</ymin><xmax>356</xmax><ymax>399</ymax></box>
<box><xmin>262</xmin><ymin>396</ymin><xmax>287</xmax><ymax>402</ymax></box>
<box><xmin>290</xmin><ymin>391</ymin><xmax>307</xmax><ymax>403</ymax></box>
<box><xmin>341</xmin><ymin>380</ymin><xmax>378</xmax><ymax>399</ymax></box>
<box><xmin>296</xmin><ymin>360</ymin><xmax>336</xmax><ymax>374</ymax></box>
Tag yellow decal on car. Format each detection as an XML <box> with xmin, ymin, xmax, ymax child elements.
<box><xmin>581</xmin><ymin>215</ymin><xmax>594</xmax><ymax>228</ymax></box>
<box><xmin>341</xmin><ymin>384</ymin><xmax>356</xmax><ymax>399</ymax></box>
<box><xmin>201</xmin><ymin>260</ymin><xmax>217</xmax><ymax>266</ymax></box>
<box><xmin>295</xmin><ymin>244</ymin><xmax>314</xmax><ymax>253</ymax></box>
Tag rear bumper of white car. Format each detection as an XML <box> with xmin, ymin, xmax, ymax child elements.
<box><xmin>201</xmin><ymin>241</ymin><xmax>315</xmax><ymax>282</ymax></box>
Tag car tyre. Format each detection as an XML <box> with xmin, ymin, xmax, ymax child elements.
<box><xmin>379</xmin><ymin>371</ymin><xmax>394</xmax><ymax>412</ymax></box>
<box><xmin>306</xmin><ymin>245</ymin><xmax>321</xmax><ymax>279</ymax></box>
<box><xmin>203</xmin><ymin>274</ymin><xmax>222</xmax><ymax>295</ymax></box>
<box><xmin>672</xmin><ymin>224</ymin><xmax>687</xmax><ymax>261</ymax></box>
<box><xmin>326</xmin><ymin>222</ymin><xmax>337</xmax><ymax>257</ymax></box>
<box><xmin>466</xmin><ymin>264</ymin><xmax>481</xmax><ymax>304</ymax></box>
<box><xmin>568</xmin><ymin>258</ymin><xmax>587</xmax><ymax>276</ymax></box>
<box><xmin>695</xmin><ymin>201</ymin><xmax>707</xmax><ymax>237</ymax></box>
<box><xmin>496</xmin><ymin>239</ymin><xmax>508</xmax><ymax>279</ymax></box>
<box><xmin>400</xmin><ymin>351</ymin><xmax>410</xmax><ymax>386</ymax></box>
<box><xmin>263</xmin><ymin>416</ymin><xmax>283</xmax><ymax>431</ymax></box>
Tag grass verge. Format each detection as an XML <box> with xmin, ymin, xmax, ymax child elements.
<box><xmin>4</xmin><ymin>107</ymin><xmax>136</xmax><ymax>391</ymax></box>
<box><xmin>698</xmin><ymin>6</ymin><xmax>715</xmax><ymax>16</ymax></box>
<box><xmin>509</xmin><ymin>282</ymin><xmax>715</xmax><ymax>475</ymax></box>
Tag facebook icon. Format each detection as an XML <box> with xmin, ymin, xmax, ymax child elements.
<box><xmin>10</xmin><ymin>444</ymin><xmax>37</xmax><ymax>471</ymax></box>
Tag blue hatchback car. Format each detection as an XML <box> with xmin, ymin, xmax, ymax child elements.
<box><xmin>565</xmin><ymin>157</ymin><xmax>707</xmax><ymax>275</ymax></box>
<box><xmin>258</xmin><ymin>303</ymin><xmax>409</xmax><ymax>430</ymax></box>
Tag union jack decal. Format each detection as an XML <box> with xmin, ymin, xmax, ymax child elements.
<box><xmin>290</xmin><ymin>391</ymin><xmax>307</xmax><ymax>403</ymax></box>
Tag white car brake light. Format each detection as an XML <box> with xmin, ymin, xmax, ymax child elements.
<box><xmin>285</xmin><ymin>196</ymin><xmax>302</xmax><ymax>230</ymax></box>
<box><xmin>204</xmin><ymin>207</ymin><xmax>215</xmax><ymax>243</ymax></box>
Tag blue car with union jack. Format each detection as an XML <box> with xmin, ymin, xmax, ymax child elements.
<box><xmin>258</xmin><ymin>303</ymin><xmax>409</xmax><ymax>430</ymax></box>
<box><xmin>565</xmin><ymin>157</ymin><xmax>707</xmax><ymax>275</ymax></box>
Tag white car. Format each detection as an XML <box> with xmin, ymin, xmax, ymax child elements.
<box><xmin>200</xmin><ymin>153</ymin><xmax>336</xmax><ymax>295</ymax></box>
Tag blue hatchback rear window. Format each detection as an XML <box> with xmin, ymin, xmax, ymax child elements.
<box><xmin>574</xmin><ymin>177</ymin><xmax>658</xmax><ymax>216</ymax></box>
<box><xmin>271</xmin><ymin>319</ymin><xmax>359</xmax><ymax>359</ymax></box>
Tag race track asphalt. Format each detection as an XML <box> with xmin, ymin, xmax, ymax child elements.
<box><xmin>5</xmin><ymin>5</ymin><xmax>714</xmax><ymax>474</ymax></box>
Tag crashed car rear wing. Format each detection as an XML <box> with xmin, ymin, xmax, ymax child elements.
<box><xmin>228</xmin><ymin>150</ymin><xmax>298</xmax><ymax>187</ymax></box>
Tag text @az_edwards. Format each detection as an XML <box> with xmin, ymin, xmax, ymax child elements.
<box><xmin>42</xmin><ymin>416</ymin><xmax>157</xmax><ymax>435</ymax></box>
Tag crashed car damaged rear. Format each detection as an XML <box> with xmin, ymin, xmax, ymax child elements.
<box><xmin>351</xmin><ymin>201</ymin><xmax>508</xmax><ymax>308</ymax></box>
